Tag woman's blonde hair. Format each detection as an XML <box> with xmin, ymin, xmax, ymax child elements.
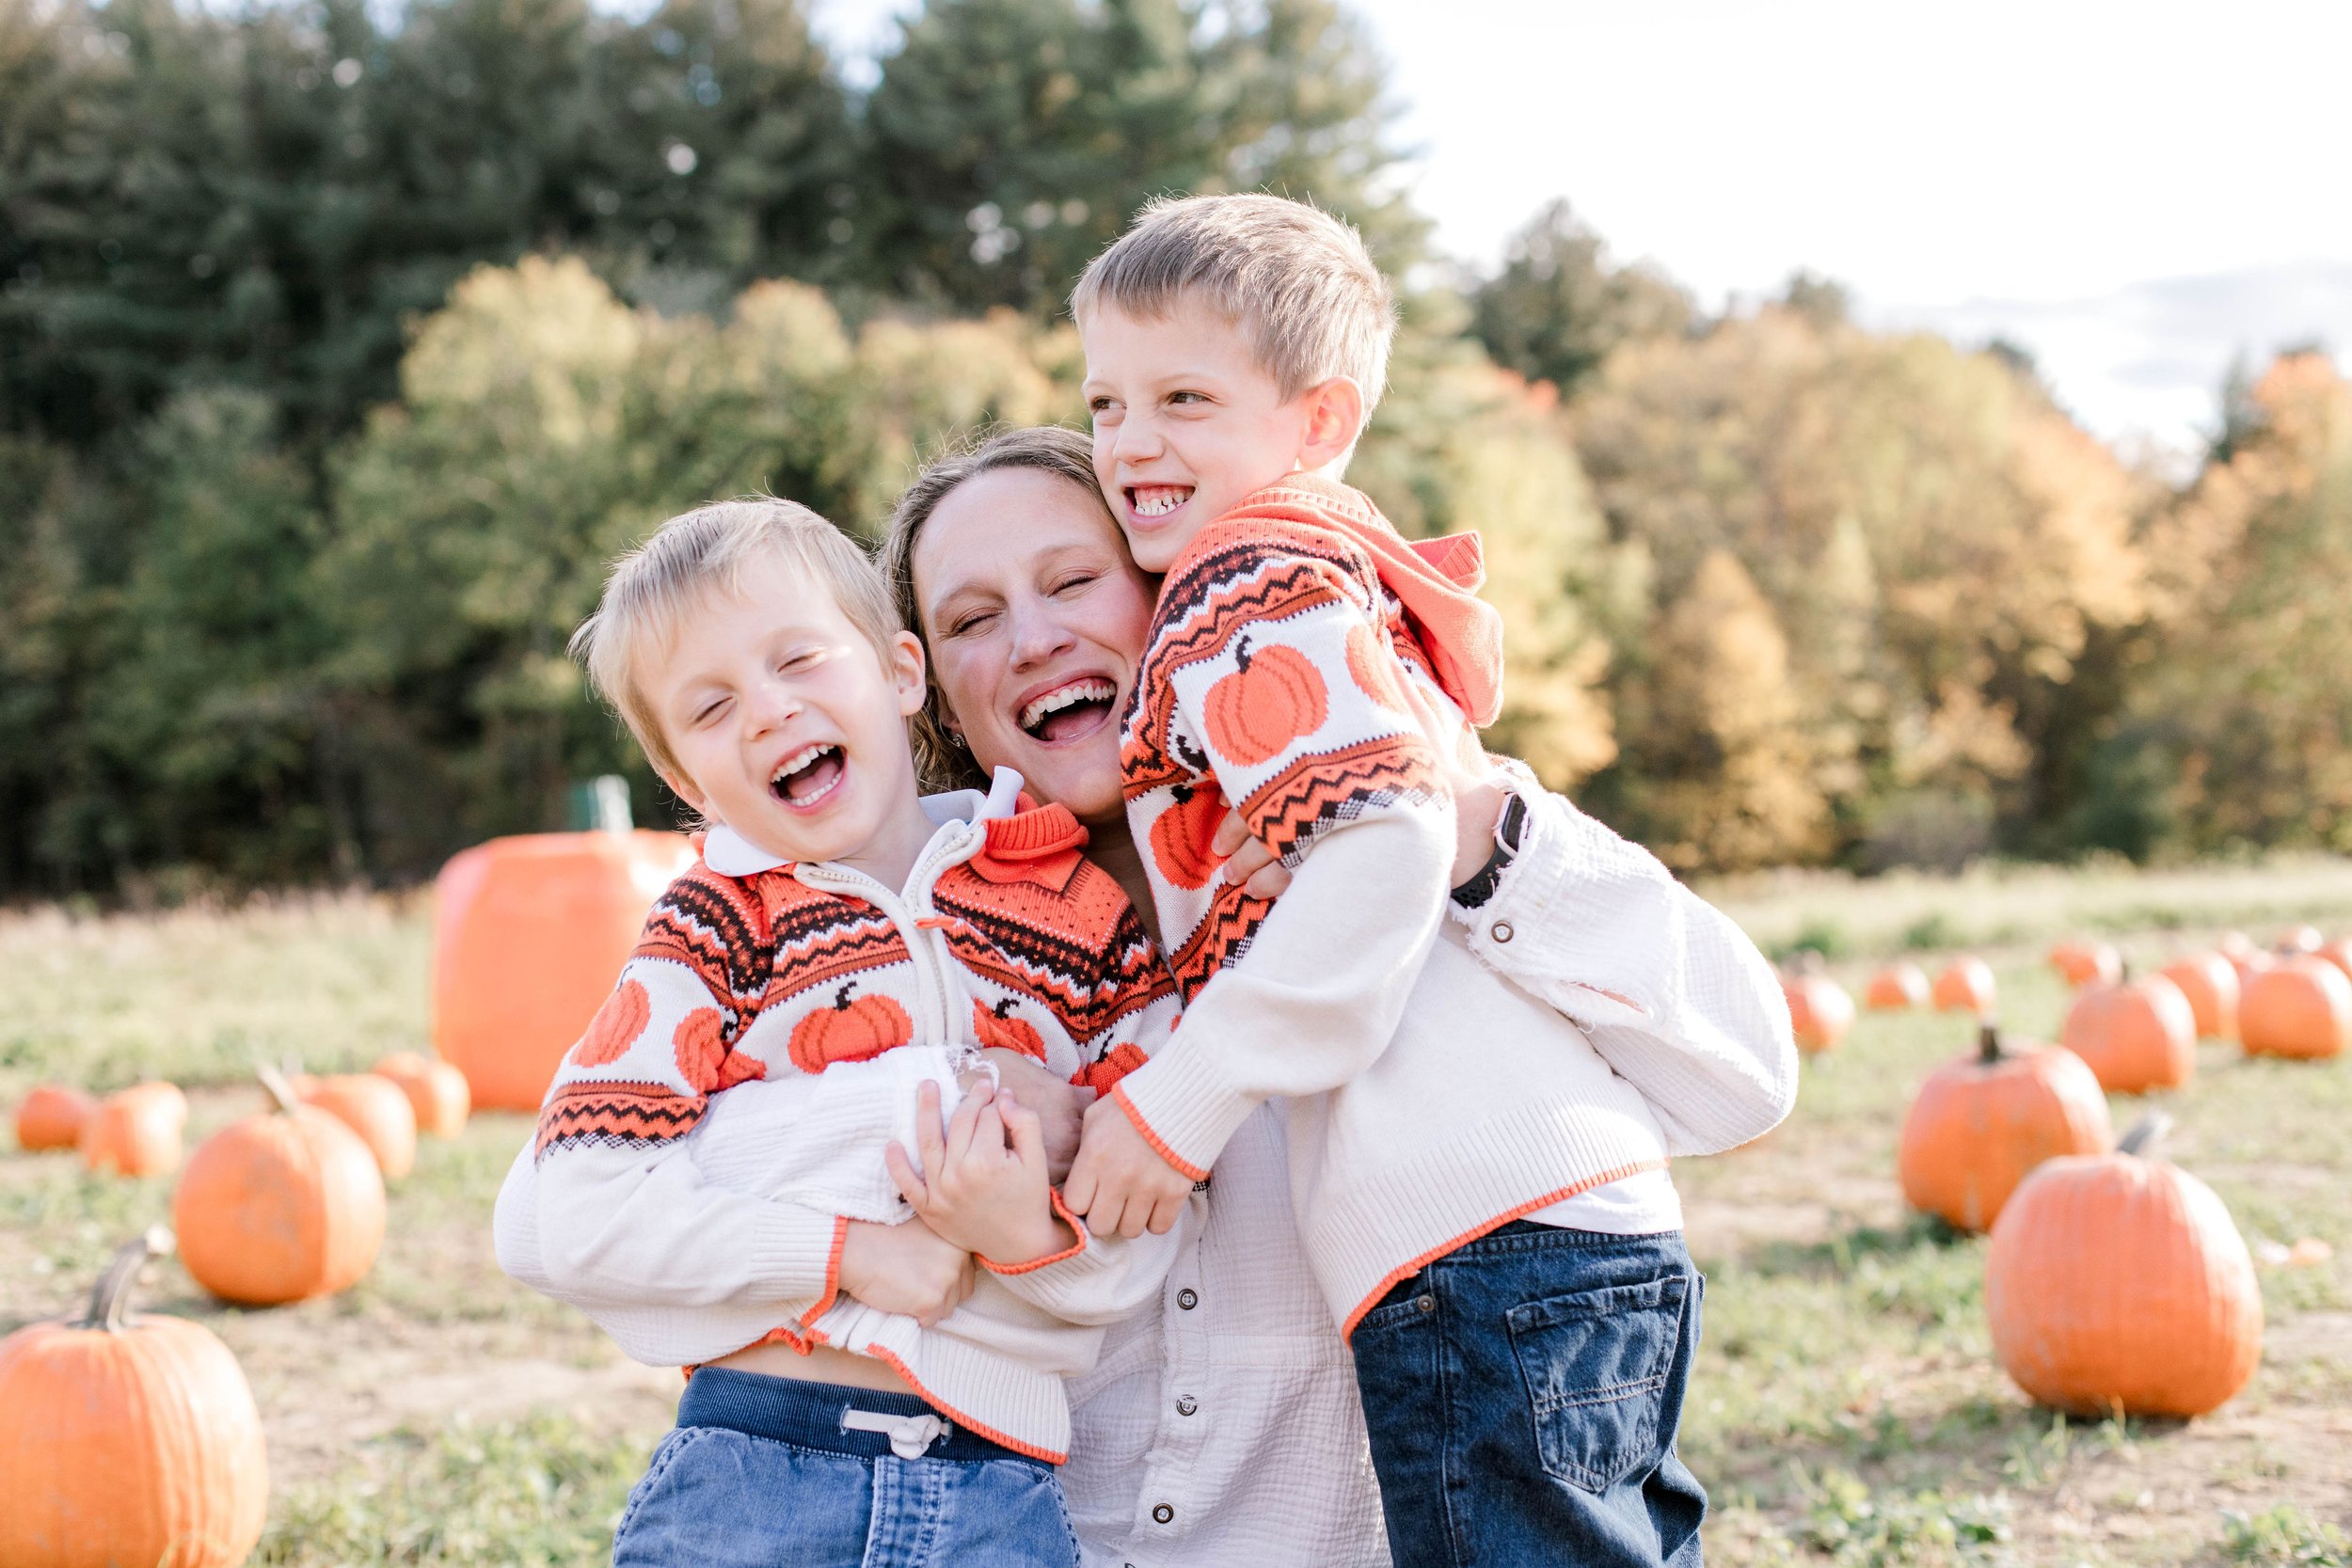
<box><xmin>881</xmin><ymin>426</ymin><xmax>1111</xmax><ymax>792</ymax></box>
<box><xmin>572</xmin><ymin>496</ymin><xmax>902</xmax><ymax>786</ymax></box>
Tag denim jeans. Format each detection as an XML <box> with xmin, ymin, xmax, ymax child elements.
<box><xmin>1351</xmin><ymin>1224</ymin><xmax>1708</xmax><ymax>1568</ymax></box>
<box><xmin>610</xmin><ymin>1369</ymin><xmax>1081</xmax><ymax>1568</ymax></box>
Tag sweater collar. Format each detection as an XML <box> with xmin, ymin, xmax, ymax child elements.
<box><xmin>701</xmin><ymin>767</ymin><xmax>1028</xmax><ymax>879</ymax></box>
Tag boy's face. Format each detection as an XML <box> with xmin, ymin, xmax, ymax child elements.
<box><xmin>1081</xmin><ymin>296</ymin><xmax>1337</xmax><ymax>574</ymax></box>
<box><xmin>646</xmin><ymin>551</ymin><xmax>929</xmax><ymax>873</ymax></box>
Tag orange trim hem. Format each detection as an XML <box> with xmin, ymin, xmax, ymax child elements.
<box><xmin>1337</xmin><ymin>1160</ymin><xmax>1671</xmax><ymax>1344</ymax></box>
<box><xmin>1109</xmin><ymin>1083</ymin><xmax>1211</xmax><ymax>1183</ymax></box>
<box><xmin>863</xmin><ymin>1346</ymin><xmax>1067</xmax><ymax>1465</ymax></box>
<box><xmin>796</xmin><ymin>1214</ymin><xmax>850</xmax><ymax>1331</ymax></box>
<box><xmin>981</xmin><ymin>1189</ymin><xmax>1089</xmax><ymax>1275</ymax></box>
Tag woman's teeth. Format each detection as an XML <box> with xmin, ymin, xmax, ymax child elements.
<box><xmin>1019</xmin><ymin>679</ymin><xmax>1117</xmax><ymax>737</ymax></box>
<box><xmin>1130</xmin><ymin>486</ymin><xmax>1190</xmax><ymax>518</ymax></box>
<box><xmin>770</xmin><ymin>744</ymin><xmax>845</xmax><ymax>805</ymax></box>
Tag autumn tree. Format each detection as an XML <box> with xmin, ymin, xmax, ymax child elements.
<box><xmin>1467</xmin><ymin>199</ymin><xmax>1692</xmax><ymax>398</ymax></box>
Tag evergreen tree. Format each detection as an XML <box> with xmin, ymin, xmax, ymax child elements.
<box><xmin>1467</xmin><ymin>199</ymin><xmax>1691</xmax><ymax>398</ymax></box>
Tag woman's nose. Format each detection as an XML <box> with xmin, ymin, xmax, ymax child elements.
<box><xmin>1008</xmin><ymin>602</ymin><xmax>1075</xmax><ymax>668</ymax></box>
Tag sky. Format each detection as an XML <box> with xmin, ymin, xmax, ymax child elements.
<box><xmin>810</xmin><ymin>0</ymin><xmax>2352</xmax><ymax>453</ymax></box>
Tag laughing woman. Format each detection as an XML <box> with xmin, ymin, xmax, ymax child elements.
<box><xmin>883</xmin><ymin>425</ymin><xmax>1795</xmax><ymax>1566</ymax></box>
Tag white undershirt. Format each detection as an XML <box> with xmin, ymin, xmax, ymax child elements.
<box><xmin>1522</xmin><ymin>1166</ymin><xmax>1683</xmax><ymax>1235</ymax></box>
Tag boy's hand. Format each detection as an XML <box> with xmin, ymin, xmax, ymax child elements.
<box><xmin>838</xmin><ymin>1214</ymin><xmax>974</xmax><ymax>1327</ymax></box>
<box><xmin>977</xmin><ymin>1048</ymin><xmax>1093</xmax><ymax>1183</ymax></box>
<box><xmin>885</xmin><ymin>1080</ymin><xmax>1073</xmax><ymax>1266</ymax></box>
<box><xmin>1210</xmin><ymin>809</ymin><xmax>1293</xmax><ymax>897</ymax></box>
<box><xmin>1063</xmin><ymin>1095</ymin><xmax>1194</xmax><ymax>1238</ymax></box>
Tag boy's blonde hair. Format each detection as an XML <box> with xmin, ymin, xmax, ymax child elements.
<box><xmin>1072</xmin><ymin>193</ymin><xmax>1399</xmax><ymax>420</ymax></box>
<box><xmin>570</xmin><ymin>497</ymin><xmax>903</xmax><ymax>785</ymax></box>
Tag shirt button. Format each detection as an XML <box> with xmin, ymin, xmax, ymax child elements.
<box><xmin>1490</xmin><ymin>921</ymin><xmax>1515</xmax><ymax>943</ymax></box>
<box><xmin>1176</xmin><ymin>1288</ymin><xmax>1199</xmax><ymax>1310</ymax></box>
<box><xmin>1176</xmin><ymin>1395</ymin><xmax>1198</xmax><ymax>1416</ymax></box>
<box><xmin>1152</xmin><ymin>1503</ymin><xmax>1175</xmax><ymax>1525</ymax></box>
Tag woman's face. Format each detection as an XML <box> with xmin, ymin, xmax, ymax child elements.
<box><xmin>911</xmin><ymin>466</ymin><xmax>1157</xmax><ymax>825</ymax></box>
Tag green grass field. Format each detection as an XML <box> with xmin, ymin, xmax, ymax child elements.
<box><xmin>4</xmin><ymin>863</ymin><xmax>2349</xmax><ymax>1565</ymax></box>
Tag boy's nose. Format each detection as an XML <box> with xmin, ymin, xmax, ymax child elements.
<box><xmin>743</xmin><ymin>677</ymin><xmax>803</xmax><ymax>732</ymax></box>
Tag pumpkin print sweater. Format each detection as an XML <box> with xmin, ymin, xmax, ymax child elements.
<box><xmin>493</xmin><ymin>769</ymin><xmax>1189</xmax><ymax>1463</ymax></box>
<box><xmin>1112</xmin><ymin>475</ymin><xmax>1682</xmax><ymax>1339</ymax></box>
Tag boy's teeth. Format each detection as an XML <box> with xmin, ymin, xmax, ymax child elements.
<box><xmin>1131</xmin><ymin>486</ymin><xmax>1190</xmax><ymax>518</ymax></box>
<box><xmin>1019</xmin><ymin>679</ymin><xmax>1116</xmax><ymax>732</ymax></box>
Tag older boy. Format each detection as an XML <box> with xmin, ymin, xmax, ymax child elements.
<box><xmin>1061</xmin><ymin>195</ymin><xmax>1767</xmax><ymax>1565</ymax></box>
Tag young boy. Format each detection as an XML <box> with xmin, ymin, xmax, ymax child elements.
<box><xmin>491</xmin><ymin>498</ymin><xmax>1187</xmax><ymax>1567</ymax></box>
<box><xmin>1061</xmin><ymin>194</ymin><xmax>1743</xmax><ymax>1564</ymax></box>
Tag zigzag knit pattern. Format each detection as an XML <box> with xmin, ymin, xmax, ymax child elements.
<box><xmin>1120</xmin><ymin>480</ymin><xmax>1458</xmax><ymax>1002</ymax></box>
<box><xmin>533</xmin><ymin>820</ymin><xmax>1174</xmax><ymax>1162</ymax></box>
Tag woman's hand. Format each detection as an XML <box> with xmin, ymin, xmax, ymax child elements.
<box><xmin>1063</xmin><ymin>1094</ymin><xmax>1194</xmax><ymax>1238</ymax></box>
<box><xmin>977</xmin><ymin>1047</ymin><xmax>1093</xmax><ymax>1183</ymax></box>
<box><xmin>886</xmin><ymin>1081</ymin><xmax>1073</xmax><ymax>1267</ymax></box>
<box><xmin>838</xmin><ymin>1213</ymin><xmax>975</xmax><ymax>1327</ymax></box>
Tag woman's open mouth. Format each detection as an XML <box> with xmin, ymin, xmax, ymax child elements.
<box><xmin>769</xmin><ymin>743</ymin><xmax>846</xmax><ymax>809</ymax></box>
<box><xmin>1017</xmin><ymin>678</ymin><xmax>1119</xmax><ymax>745</ymax></box>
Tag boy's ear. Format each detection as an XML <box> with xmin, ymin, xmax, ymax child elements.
<box><xmin>657</xmin><ymin>765</ymin><xmax>707</xmax><ymax>816</ymax></box>
<box><xmin>890</xmin><ymin>629</ymin><xmax>930</xmax><ymax>719</ymax></box>
<box><xmin>1296</xmin><ymin>375</ymin><xmax>1367</xmax><ymax>474</ymax></box>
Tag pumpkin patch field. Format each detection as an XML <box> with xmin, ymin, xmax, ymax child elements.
<box><xmin>6</xmin><ymin>863</ymin><xmax>2350</xmax><ymax>1567</ymax></box>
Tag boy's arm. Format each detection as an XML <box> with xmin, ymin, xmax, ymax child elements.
<box><xmin>1449</xmin><ymin>764</ymin><xmax>1799</xmax><ymax>1154</ymax></box>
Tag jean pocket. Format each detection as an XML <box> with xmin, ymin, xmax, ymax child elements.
<box><xmin>1505</xmin><ymin>1273</ymin><xmax>1688</xmax><ymax>1493</ymax></box>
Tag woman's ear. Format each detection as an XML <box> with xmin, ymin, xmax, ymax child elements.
<box><xmin>891</xmin><ymin>630</ymin><xmax>930</xmax><ymax>719</ymax></box>
<box><xmin>1297</xmin><ymin>375</ymin><xmax>1367</xmax><ymax>474</ymax></box>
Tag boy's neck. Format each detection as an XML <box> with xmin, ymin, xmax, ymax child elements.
<box><xmin>828</xmin><ymin>795</ymin><xmax>940</xmax><ymax>892</ymax></box>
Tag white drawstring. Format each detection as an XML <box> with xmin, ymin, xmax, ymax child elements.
<box><xmin>841</xmin><ymin>1406</ymin><xmax>952</xmax><ymax>1459</ymax></box>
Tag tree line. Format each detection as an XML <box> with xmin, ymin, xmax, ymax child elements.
<box><xmin>3</xmin><ymin>0</ymin><xmax>2346</xmax><ymax>898</ymax></box>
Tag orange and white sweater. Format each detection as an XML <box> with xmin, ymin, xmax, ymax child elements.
<box><xmin>493</xmin><ymin>771</ymin><xmax>1189</xmax><ymax>1463</ymax></box>
<box><xmin>1114</xmin><ymin>476</ymin><xmax>1694</xmax><ymax>1339</ymax></box>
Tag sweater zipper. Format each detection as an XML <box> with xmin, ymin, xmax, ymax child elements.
<box><xmin>797</xmin><ymin>830</ymin><xmax>983</xmax><ymax>1051</ymax></box>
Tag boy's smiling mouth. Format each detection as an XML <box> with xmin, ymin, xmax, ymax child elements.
<box><xmin>1126</xmin><ymin>484</ymin><xmax>1192</xmax><ymax>520</ymax></box>
<box><xmin>1016</xmin><ymin>677</ymin><xmax>1120</xmax><ymax>744</ymax></box>
<box><xmin>770</xmin><ymin>743</ymin><xmax>846</xmax><ymax>809</ymax></box>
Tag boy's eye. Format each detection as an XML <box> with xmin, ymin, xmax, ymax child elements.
<box><xmin>1087</xmin><ymin>396</ymin><xmax>1120</xmax><ymax>420</ymax></box>
<box><xmin>694</xmin><ymin>696</ymin><xmax>730</xmax><ymax>725</ymax></box>
<box><xmin>1168</xmin><ymin>390</ymin><xmax>1208</xmax><ymax>406</ymax></box>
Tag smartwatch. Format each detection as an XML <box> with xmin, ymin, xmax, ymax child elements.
<box><xmin>1451</xmin><ymin>789</ymin><xmax>1529</xmax><ymax>910</ymax></box>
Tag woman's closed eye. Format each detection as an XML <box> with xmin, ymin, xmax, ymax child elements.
<box><xmin>946</xmin><ymin>607</ymin><xmax>999</xmax><ymax>638</ymax></box>
<box><xmin>1048</xmin><ymin>572</ymin><xmax>1099</xmax><ymax>597</ymax></box>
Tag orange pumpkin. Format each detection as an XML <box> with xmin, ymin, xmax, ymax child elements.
<box><xmin>2309</xmin><ymin>938</ymin><xmax>2352</xmax><ymax>984</ymax></box>
<box><xmin>299</xmin><ymin>1073</ymin><xmax>419</xmax><ymax>1179</ymax></box>
<box><xmin>2158</xmin><ymin>952</ymin><xmax>2241</xmax><ymax>1040</ymax></box>
<box><xmin>1781</xmin><ymin>959</ymin><xmax>1854</xmax><ymax>1055</ymax></box>
<box><xmin>2060</xmin><ymin>970</ymin><xmax>2197</xmax><ymax>1093</ymax></box>
<box><xmin>175</xmin><ymin>1069</ymin><xmax>385</xmax><ymax>1307</ymax></box>
<box><xmin>2238</xmin><ymin>957</ymin><xmax>2352</xmax><ymax>1061</ymax></box>
<box><xmin>0</xmin><ymin>1229</ymin><xmax>269</xmax><ymax>1568</ymax></box>
<box><xmin>1898</xmin><ymin>1022</ymin><xmax>2113</xmax><ymax>1232</ymax></box>
<box><xmin>14</xmin><ymin>1084</ymin><xmax>97</xmax><ymax>1152</ymax></box>
<box><xmin>1864</xmin><ymin>962</ymin><xmax>1931</xmax><ymax>1010</ymax></box>
<box><xmin>1931</xmin><ymin>956</ymin><xmax>1998</xmax><ymax>1013</ymax></box>
<box><xmin>79</xmin><ymin>1083</ymin><xmax>187</xmax><ymax>1177</ymax></box>
<box><xmin>1203</xmin><ymin>633</ymin><xmax>1327</xmax><ymax>766</ymax></box>
<box><xmin>1148</xmin><ymin>782</ymin><xmax>1228</xmax><ymax>891</ymax></box>
<box><xmin>434</xmin><ymin>830</ymin><xmax>697</xmax><ymax>1111</ymax></box>
<box><xmin>1073</xmin><ymin>1043</ymin><xmax>1149</xmax><ymax>1098</ymax></box>
<box><xmin>2226</xmin><ymin>944</ymin><xmax>2276</xmax><ymax>991</ymax></box>
<box><xmin>788</xmin><ymin>985</ymin><xmax>914</xmax><ymax>1075</ymax></box>
<box><xmin>372</xmin><ymin>1052</ymin><xmax>471</xmax><ymax>1138</ymax></box>
<box><xmin>2047</xmin><ymin>939</ymin><xmax>2122</xmax><ymax>989</ymax></box>
<box><xmin>972</xmin><ymin>999</ymin><xmax>1048</xmax><ymax>1061</ymax></box>
<box><xmin>1986</xmin><ymin>1115</ymin><xmax>2262</xmax><ymax>1418</ymax></box>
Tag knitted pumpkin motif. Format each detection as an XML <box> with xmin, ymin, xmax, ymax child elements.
<box><xmin>1204</xmin><ymin>632</ymin><xmax>1327</xmax><ymax>766</ymax></box>
<box><xmin>1344</xmin><ymin>622</ymin><xmax>1406</xmax><ymax>712</ymax></box>
<box><xmin>973</xmin><ymin>999</ymin><xmax>1047</xmax><ymax>1061</ymax></box>
<box><xmin>573</xmin><ymin>979</ymin><xmax>651</xmax><ymax>1068</ymax></box>
<box><xmin>674</xmin><ymin>1007</ymin><xmax>767</xmax><ymax>1091</ymax></box>
<box><xmin>1149</xmin><ymin>783</ymin><xmax>1227</xmax><ymax>891</ymax></box>
<box><xmin>788</xmin><ymin>986</ymin><xmax>914</xmax><ymax>1074</ymax></box>
<box><xmin>1073</xmin><ymin>1043</ymin><xmax>1150</xmax><ymax>1098</ymax></box>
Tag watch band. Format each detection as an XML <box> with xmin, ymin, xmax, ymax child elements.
<box><xmin>1450</xmin><ymin>790</ymin><xmax>1529</xmax><ymax>911</ymax></box>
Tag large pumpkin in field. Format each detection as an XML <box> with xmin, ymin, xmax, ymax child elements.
<box><xmin>373</xmin><ymin>1052</ymin><xmax>471</xmax><ymax>1138</ymax></box>
<box><xmin>1865</xmin><ymin>962</ymin><xmax>1931</xmax><ymax>1011</ymax></box>
<box><xmin>14</xmin><ymin>1085</ymin><xmax>96</xmax><ymax>1153</ymax></box>
<box><xmin>2158</xmin><ymin>953</ymin><xmax>2240</xmax><ymax>1040</ymax></box>
<box><xmin>1931</xmin><ymin>956</ymin><xmax>1998</xmax><ymax>1014</ymax></box>
<box><xmin>0</xmin><ymin>1229</ymin><xmax>268</xmax><ymax>1568</ymax></box>
<box><xmin>2047</xmin><ymin>939</ymin><xmax>2122</xmax><ymax>989</ymax></box>
<box><xmin>298</xmin><ymin>1073</ymin><xmax>418</xmax><ymax>1180</ymax></box>
<box><xmin>434</xmin><ymin>830</ymin><xmax>693</xmax><ymax>1111</ymax></box>
<box><xmin>1781</xmin><ymin>958</ymin><xmax>1855</xmax><ymax>1056</ymax></box>
<box><xmin>2238</xmin><ymin>958</ymin><xmax>2352</xmax><ymax>1061</ymax></box>
<box><xmin>79</xmin><ymin>1083</ymin><xmax>188</xmax><ymax>1178</ymax></box>
<box><xmin>175</xmin><ymin>1070</ymin><xmax>385</xmax><ymax>1307</ymax></box>
<box><xmin>1986</xmin><ymin>1116</ymin><xmax>2261</xmax><ymax>1418</ymax></box>
<box><xmin>1898</xmin><ymin>1022</ymin><xmax>2113</xmax><ymax>1232</ymax></box>
<box><xmin>2060</xmin><ymin>971</ymin><xmax>2197</xmax><ymax>1093</ymax></box>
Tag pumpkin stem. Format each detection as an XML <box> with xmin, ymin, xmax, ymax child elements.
<box><xmin>258</xmin><ymin>1062</ymin><xmax>302</xmax><ymax>1116</ymax></box>
<box><xmin>79</xmin><ymin>1227</ymin><xmax>175</xmax><ymax>1333</ymax></box>
<box><xmin>1977</xmin><ymin>1018</ymin><xmax>2003</xmax><ymax>1063</ymax></box>
<box><xmin>993</xmin><ymin>998</ymin><xmax>1018</xmax><ymax>1019</ymax></box>
<box><xmin>1232</xmin><ymin>630</ymin><xmax>1253</xmax><ymax>673</ymax></box>
<box><xmin>2118</xmin><ymin>1110</ymin><xmax>2173</xmax><ymax>1158</ymax></box>
<box><xmin>834</xmin><ymin>985</ymin><xmax>854</xmax><ymax>1011</ymax></box>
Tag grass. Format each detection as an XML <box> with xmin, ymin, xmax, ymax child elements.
<box><xmin>4</xmin><ymin>863</ymin><xmax>2349</xmax><ymax>1564</ymax></box>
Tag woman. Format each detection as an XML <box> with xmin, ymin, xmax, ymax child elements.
<box><xmin>883</xmin><ymin>426</ymin><xmax>1795</xmax><ymax>1566</ymax></box>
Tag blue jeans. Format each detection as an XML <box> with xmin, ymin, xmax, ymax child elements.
<box><xmin>1351</xmin><ymin>1224</ymin><xmax>1708</xmax><ymax>1568</ymax></box>
<box><xmin>610</xmin><ymin>1369</ymin><xmax>1080</xmax><ymax>1568</ymax></box>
